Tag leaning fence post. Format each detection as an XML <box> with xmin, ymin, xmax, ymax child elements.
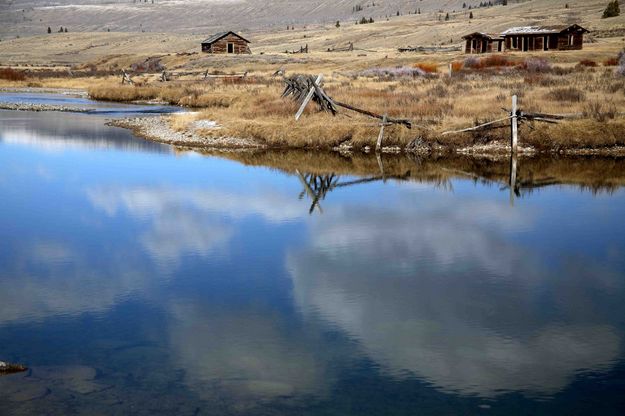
<box><xmin>511</xmin><ymin>95</ymin><xmax>519</xmax><ymax>154</ymax></box>
<box><xmin>295</xmin><ymin>74</ymin><xmax>323</xmax><ymax>121</ymax></box>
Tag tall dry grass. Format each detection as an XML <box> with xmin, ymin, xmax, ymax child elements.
<box><xmin>85</xmin><ymin>63</ymin><xmax>625</xmax><ymax>151</ymax></box>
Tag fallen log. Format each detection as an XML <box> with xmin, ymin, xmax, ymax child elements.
<box><xmin>0</xmin><ymin>361</ymin><xmax>28</xmax><ymax>375</ymax></box>
<box><xmin>333</xmin><ymin>100</ymin><xmax>412</xmax><ymax>128</ymax></box>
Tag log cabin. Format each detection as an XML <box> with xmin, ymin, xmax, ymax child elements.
<box><xmin>201</xmin><ymin>31</ymin><xmax>251</xmax><ymax>54</ymax></box>
<box><xmin>463</xmin><ymin>32</ymin><xmax>504</xmax><ymax>54</ymax></box>
<box><xmin>501</xmin><ymin>24</ymin><xmax>589</xmax><ymax>52</ymax></box>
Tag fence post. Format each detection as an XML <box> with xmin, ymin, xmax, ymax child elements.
<box><xmin>376</xmin><ymin>114</ymin><xmax>387</xmax><ymax>152</ymax></box>
<box><xmin>511</xmin><ymin>95</ymin><xmax>518</xmax><ymax>154</ymax></box>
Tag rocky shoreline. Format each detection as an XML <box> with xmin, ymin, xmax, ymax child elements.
<box><xmin>1</xmin><ymin>101</ymin><xmax>624</xmax><ymax>156</ymax></box>
<box><xmin>108</xmin><ymin>116</ymin><xmax>265</xmax><ymax>149</ymax></box>
<box><xmin>110</xmin><ymin>115</ymin><xmax>625</xmax><ymax>157</ymax></box>
<box><xmin>0</xmin><ymin>102</ymin><xmax>93</xmax><ymax>113</ymax></box>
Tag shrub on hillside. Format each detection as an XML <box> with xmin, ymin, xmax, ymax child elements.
<box><xmin>523</xmin><ymin>57</ymin><xmax>551</xmax><ymax>73</ymax></box>
<box><xmin>0</xmin><ymin>67</ymin><xmax>26</xmax><ymax>81</ymax></box>
<box><xmin>451</xmin><ymin>61</ymin><xmax>464</xmax><ymax>72</ymax></box>
<box><xmin>413</xmin><ymin>62</ymin><xmax>439</xmax><ymax>73</ymax></box>
<box><xmin>360</xmin><ymin>66</ymin><xmax>426</xmax><ymax>79</ymax></box>
<box><xmin>579</xmin><ymin>59</ymin><xmax>598</xmax><ymax>67</ymax></box>
<box><xmin>546</xmin><ymin>87</ymin><xmax>586</xmax><ymax>102</ymax></box>
<box><xmin>464</xmin><ymin>55</ymin><xmax>515</xmax><ymax>70</ymax></box>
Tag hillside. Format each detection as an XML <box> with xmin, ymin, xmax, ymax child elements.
<box><xmin>0</xmin><ymin>0</ymin><xmax>623</xmax><ymax>67</ymax></box>
<box><xmin>3</xmin><ymin>0</ymin><xmax>620</xmax><ymax>38</ymax></box>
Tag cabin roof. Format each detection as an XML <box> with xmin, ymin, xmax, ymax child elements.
<box><xmin>201</xmin><ymin>31</ymin><xmax>251</xmax><ymax>45</ymax></box>
<box><xmin>501</xmin><ymin>24</ymin><xmax>588</xmax><ymax>36</ymax></box>
<box><xmin>462</xmin><ymin>32</ymin><xmax>504</xmax><ymax>40</ymax></box>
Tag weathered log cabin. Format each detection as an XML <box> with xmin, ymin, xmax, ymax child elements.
<box><xmin>201</xmin><ymin>31</ymin><xmax>251</xmax><ymax>54</ymax></box>
<box><xmin>501</xmin><ymin>24</ymin><xmax>589</xmax><ymax>52</ymax></box>
<box><xmin>463</xmin><ymin>32</ymin><xmax>504</xmax><ymax>54</ymax></box>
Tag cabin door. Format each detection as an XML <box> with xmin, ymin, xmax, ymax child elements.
<box><xmin>227</xmin><ymin>43</ymin><xmax>234</xmax><ymax>53</ymax></box>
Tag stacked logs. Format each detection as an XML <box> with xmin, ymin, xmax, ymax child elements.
<box><xmin>282</xmin><ymin>75</ymin><xmax>338</xmax><ymax>115</ymax></box>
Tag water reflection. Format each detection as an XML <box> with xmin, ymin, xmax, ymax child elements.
<box><xmin>0</xmin><ymin>110</ymin><xmax>169</xmax><ymax>153</ymax></box>
<box><xmin>1</xmin><ymin>108</ymin><xmax>625</xmax><ymax>414</ymax></box>
<box><xmin>287</xmin><ymin>199</ymin><xmax>624</xmax><ymax>397</ymax></box>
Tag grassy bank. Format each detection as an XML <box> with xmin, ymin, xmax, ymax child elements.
<box><xmin>86</xmin><ymin>54</ymin><xmax>625</xmax><ymax>153</ymax></box>
<box><xmin>3</xmin><ymin>45</ymin><xmax>625</xmax><ymax>153</ymax></box>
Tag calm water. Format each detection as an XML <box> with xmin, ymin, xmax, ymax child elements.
<box><xmin>1</xmin><ymin>103</ymin><xmax>625</xmax><ymax>415</ymax></box>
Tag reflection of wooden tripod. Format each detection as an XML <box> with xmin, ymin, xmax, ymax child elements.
<box><xmin>296</xmin><ymin>169</ymin><xmax>411</xmax><ymax>214</ymax></box>
<box><xmin>296</xmin><ymin>172</ymin><xmax>339</xmax><ymax>214</ymax></box>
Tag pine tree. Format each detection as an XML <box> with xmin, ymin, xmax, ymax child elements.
<box><xmin>47</xmin><ymin>26</ymin><xmax>51</xmax><ymax>34</ymax></box>
<box><xmin>336</xmin><ymin>20</ymin><xmax>340</xmax><ymax>28</ymax></box>
<box><xmin>445</xmin><ymin>12</ymin><xmax>450</xmax><ymax>21</ymax></box>
<box><xmin>602</xmin><ymin>0</ymin><xmax>620</xmax><ymax>18</ymax></box>
<box><xmin>469</xmin><ymin>11</ymin><xmax>474</xmax><ymax>19</ymax></box>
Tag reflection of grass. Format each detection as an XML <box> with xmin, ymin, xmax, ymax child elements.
<box><xmin>197</xmin><ymin>150</ymin><xmax>625</xmax><ymax>194</ymax></box>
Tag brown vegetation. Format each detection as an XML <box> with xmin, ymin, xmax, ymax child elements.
<box><xmin>0</xmin><ymin>68</ymin><xmax>26</xmax><ymax>81</ymax></box>
<box><xmin>84</xmin><ymin>61</ymin><xmax>625</xmax><ymax>152</ymax></box>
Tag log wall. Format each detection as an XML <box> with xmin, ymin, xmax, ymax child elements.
<box><xmin>202</xmin><ymin>34</ymin><xmax>251</xmax><ymax>54</ymax></box>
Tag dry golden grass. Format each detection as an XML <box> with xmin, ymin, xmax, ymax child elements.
<box><xmin>79</xmin><ymin>59</ymin><xmax>625</xmax><ymax>151</ymax></box>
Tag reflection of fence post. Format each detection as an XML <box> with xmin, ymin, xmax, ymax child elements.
<box><xmin>509</xmin><ymin>153</ymin><xmax>517</xmax><ymax>207</ymax></box>
<box><xmin>511</xmin><ymin>95</ymin><xmax>518</xmax><ymax>154</ymax></box>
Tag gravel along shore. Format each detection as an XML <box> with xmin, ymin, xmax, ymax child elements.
<box><xmin>0</xmin><ymin>102</ymin><xmax>93</xmax><ymax>112</ymax></box>
<box><xmin>109</xmin><ymin>116</ymin><xmax>265</xmax><ymax>149</ymax></box>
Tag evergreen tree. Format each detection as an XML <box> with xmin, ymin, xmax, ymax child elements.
<box><xmin>469</xmin><ymin>11</ymin><xmax>473</xmax><ymax>19</ymax></box>
<box><xmin>602</xmin><ymin>1</ymin><xmax>620</xmax><ymax>18</ymax></box>
<box><xmin>47</xmin><ymin>26</ymin><xmax>51</xmax><ymax>34</ymax></box>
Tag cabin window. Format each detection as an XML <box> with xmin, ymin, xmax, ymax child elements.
<box><xmin>227</xmin><ymin>43</ymin><xmax>234</xmax><ymax>53</ymax></box>
<box><xmin>568</xmin><ymin>35</ymin><xmax>574</xmax><ymax>46</ymax></box>
<box><xmin>512</xmin><ymin>37</ymin><xmax>517</xmax><ymax>49</ymax></box>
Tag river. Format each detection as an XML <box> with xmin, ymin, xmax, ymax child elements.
<box><xmin>1</xmin><ymin>94</ymin><xmax>625</xmax><ymax>415</ymax></box>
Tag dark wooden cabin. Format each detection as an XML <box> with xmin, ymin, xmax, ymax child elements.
<box><xmin>201</xmin><ymin>31</ymin><xmax>251</xmax><ymax>54</ymax></box>
<box><xmin>501</xmin><ymin>24</ymin><xmax>589</xmax><ymax>52</ymax></box>
<box><xmin>463</xmin><ymin>32</ymin><xmax>504</xmax><ymax>54</ymax></box>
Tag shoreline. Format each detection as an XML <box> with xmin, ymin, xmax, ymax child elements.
<box><xmin>110</xmin><ymin>114</ymin><xmax>625</xmax><ymax>157</ymax></box>
<box><xmin>2</xmin><ymin>98</ymin><xmax>625</xmax><ymax>157</ymax></box>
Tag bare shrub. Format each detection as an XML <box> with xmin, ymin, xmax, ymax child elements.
<box><xmin>413</xmin><ymin>62</ymin><xmax>439</xmax><ymax>73</ymax></box>
<box><xmin>546</xmin><ymin>87</ymin><xmax>586</xmax><ymax>102</ymax></box>
<box><xmin>584</xmin><ymin>100</ymin><xmax>617</xmax><ymax>122</ymax></box>
<box><xmin>618</xmin><ymin>49</ymin><xmax>625</xmax><ymax>76</ymax></box>
<box><xmin>0</xmin><ymin>68</ymin><xmax>27</xmax><ymax>81</ymax></box>
<box><xmin>359</xmin><ymin>66</ymin><xmax>426</xmax><ymax>80</ymax></box>
<box><xmin>464</xmin><ymin>55</ymin><xmax>515</xmax><ymax>70</ymax></box>
<box><xmin>523</xmin><ymin>57</ymin><xmax>551</xmax><ymax>73</ymax></box>
<box><xmin>427</xmin><ymin>84</ymin><xmax>449</xmax><ymax>98</ymax></box>
<box><xmin>579</xmin><ymin>59</ymin><xmax>598</xmax><ymax>67</ymax></box>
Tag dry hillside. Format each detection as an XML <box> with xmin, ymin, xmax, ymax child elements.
<box><xmin>0</xmin><ymin>0</ymin><xmax>623</xmax><ymax>68</ymax></box>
